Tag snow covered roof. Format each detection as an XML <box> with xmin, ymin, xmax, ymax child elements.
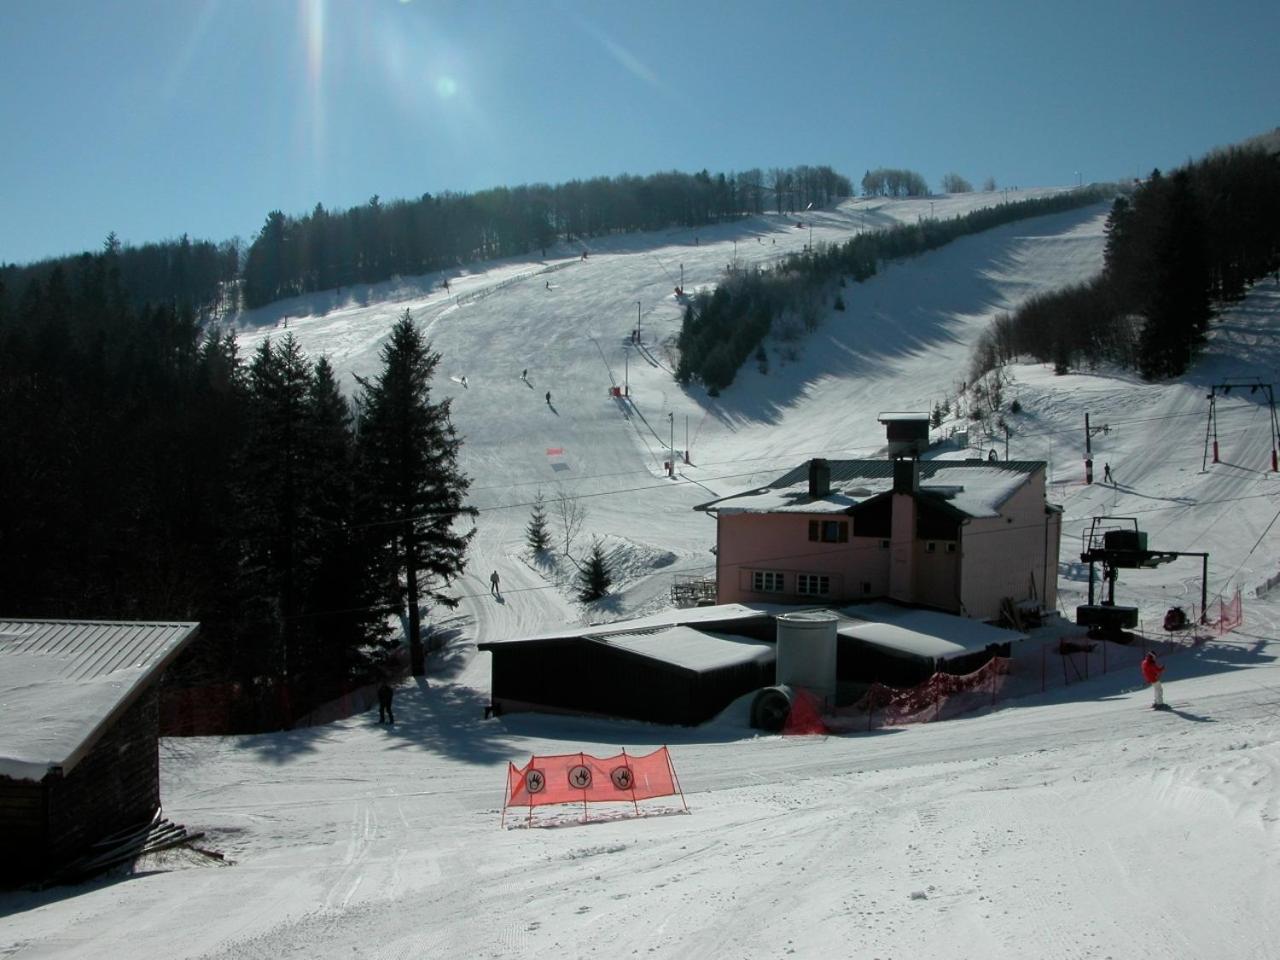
<box><xmin>604</xmin><ymin>626</ymin><xmax>774</xmax><ymax>672</ymax></box>
<box><xmin>0</xmin><ymin>620</ymin><xmax>200</xmax><ymax>782</ymax></box>
<box><xmin>697</xmin><ymin>459</ymin><xmax>1044</xmax><ymax>518</ymax></box>
<box><xmin>878</xmin><ymin>411</ymin><xmax>931</xmax><ymax>422</ymax></box>
<box><xmin>488</xmin><ymin>602</ymin><xmax>781</xmax><ymax>646</ymax></box>
<box><xmin>834</xmin><ymin>603</ymin><xmax>1026</xmax><ymax>661</ymax></box>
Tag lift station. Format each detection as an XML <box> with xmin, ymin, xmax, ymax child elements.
<box><xmin>1076</xmin><ymin>517</ymin><xmax>1209</xmax><ymax>636</ymax></box>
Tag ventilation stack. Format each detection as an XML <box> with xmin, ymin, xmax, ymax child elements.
<box><xmin>774</xmin><ymin>612</ymin><xmax>838</xmax><ymax>708</ymax></box>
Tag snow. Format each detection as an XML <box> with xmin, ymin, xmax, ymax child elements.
<box><xmin>606</xmin><ymin>627</ymin><xmax>774</xmax><ymax>671</ymax></box>
<box><xmin>837</xmin><ymin>603</ymin><xmax>1027</xmax><ymax>660</ymax></box>
<box><xmin>4</xmin><ymin>190</ymin><xmax>1280</xmax><ymax>958</ymax></box>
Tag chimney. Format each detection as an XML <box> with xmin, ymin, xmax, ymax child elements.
<box><xmin>893</xmin><ymin>458</ymin><xmax>919</xmax><ymax>494</ymax></box>
<box><xmin>808</xmin><ymin>458</ymin><xmax>831</xmax><ymax>498</ymax></box>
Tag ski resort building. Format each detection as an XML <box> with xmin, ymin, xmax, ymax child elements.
<box><xmin>697</xmin><ymin>456</ymin><xmax>1061</xmax><ymax>621</ymax></box>
<box><xmin>0</xmin><ymin>619</ymin><xmax>200</xmax><ymax>884</ymax></box>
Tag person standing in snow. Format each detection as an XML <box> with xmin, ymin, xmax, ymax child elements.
<box><xmin>377</xmin><ymin>681</ymin><xmax>395</xmax><ymax>724</ymax></box>
<box><xmin>1141</xmin><ymin>652</ymin><xmax>1166</xmax><ymax>708</ymax></box>
<box><xmin>521</xmin><ymin>368</ymin><xmax>527</xmax><ymax>381</ymax></box>
<box><xmin>1104</xmin><ymin>462</ymin><xmax>1113</xmax><ymax>484</ymax></box>
<box><xmin>490</xmin><ymin>570</ymin><xmax>501</xmax><ymax>596</ymax></box>
<box><xmin>545</xmin><ymin>390</ymin><xmax>551</xmax><ymax>405</ymax></box>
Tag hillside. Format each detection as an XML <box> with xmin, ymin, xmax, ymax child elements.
<box><xmin>4</xmin><ymin>187</ymin><xmax>1279</xmax><ymax>959</ymax></box>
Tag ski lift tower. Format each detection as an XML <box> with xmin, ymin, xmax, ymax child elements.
<box><xmin>1076</xmin><ymin>517</ymin><xmax>1210</xmax><ymax>635</ymax></box>
<box><xmin>1202</xmin><ymin>378</ymin><xmax>1279</xmax><ymax>472</ymax></box>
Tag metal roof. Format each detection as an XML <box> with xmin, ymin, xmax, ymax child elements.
<box><xmin>0</xmin><ymin>619</ymin><xmax>200</xmax><ymax>781</ymax></box>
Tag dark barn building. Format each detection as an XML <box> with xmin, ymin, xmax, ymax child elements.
<box><xmin>0</xmin><ymin>620</ymin><xmax>200</xmax><ymax>885</ymax></box>
<box><xmin>480</xmin><ymin>615</ymin><xmax>776</xmax><ymax>726</ymax></box>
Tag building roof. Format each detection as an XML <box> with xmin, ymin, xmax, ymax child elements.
<box><xmin>0</xmin><ymin>620</ymin><xmax>200</xmax><ymax>782</ymax></box>
<box><xmin>605</xmin><ymin>626</ymin><xmax>775</xmax><ymax>672</ymax></box>
<box><xmin>835</xmin><ymin>603</ymin><xmax>1026</xmax><ymax>660</ymax></box>
<box><xmin>697</xmin><ymin>459</ymin><xmax>1045</xmax><ymax>519</ymax></box>
<box><xmin>877</xmin><ymin>411</ymin><xmax>931</xmax><ymax>423</ymax></box>
<box><xmin>481</xmin><ymin>602</ymin><xmax>783</xmax><ymax>647</ymax></box>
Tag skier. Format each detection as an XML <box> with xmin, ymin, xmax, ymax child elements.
<box><xmin>490</xmin><ymin>570</ymin><xmax>501</xmax><ymax>596</ymax></box>
<box><xmin>545</xmin><ymin>280</ymin><xmax>550</xmax><ymax>290</ymax></box>
<box><xmin>545</xmin><ymin>390</ymin><xmax>551</xmax><ymax>405</ymax></box>
<box><xmin>1141</xmin><ymin>652</ymin><xmax>1166</xmax><ymax>709</ymax></box>
<box><xmin>461</xmin><ymin>375</ymin><xmax>468</xmax><ymax>389</ymax></box>
<box><xmin>1103</xmin><ymin>462</ymin><xmax>1113</xmax><ymax>484</ymax></box>
<box><xmin>521</xmin><ymin>368</ymin><xmax>527</xmax><ymax>381</ymax></box>
<box><xmin>377</xmin><ymin>681</ymin><xmax>395</xmax><ymax>724</ymax></box>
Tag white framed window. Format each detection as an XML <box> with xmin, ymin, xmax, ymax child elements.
<box><xmin>926</xmin><ymin>541</ymin><xmax>937</xmax><ymax>553</ymax></box>
<box><xmin>879</xmin><ymin>539</ymin><xmax>891</xmax><ymax>549</ymax></box>
<box><xmin>752</xmin><ymin>570</ymin><xmax>785</xmax><ymax>593</ymax></box>
<box><xmin>808</xmin><ymin>519</ymin><xmax>848</xmax><ymax>543</ymax></box>
<box><xmin>946</xmin><ymin>542</ymin><xmax>957</xmax><ymax>554</ymax></box>
<box><xmin>797</xmin><ymin>574</ymin><xmax>830</xmax><ymax>596</ymax></box>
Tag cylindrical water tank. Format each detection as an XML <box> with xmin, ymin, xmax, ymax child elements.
<box><xmin>775</xmin><ymin>612</ymin><xmax>838</xmax><ymax>706</ymax></box>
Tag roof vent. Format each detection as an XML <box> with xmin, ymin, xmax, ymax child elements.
<box><xmin>808</xmin><ymin>458</ymin><xmax>831</xmax><ymax>498</ymax></box>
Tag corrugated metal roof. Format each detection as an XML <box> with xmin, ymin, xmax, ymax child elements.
<box><xmin>0</xmin><ymin>619</ymin><xmax>200</xmax><ymax>781</ymax></box>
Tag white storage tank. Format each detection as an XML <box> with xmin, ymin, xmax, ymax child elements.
<box><xmin>775</xmin><ymin>612</ymin><xmax>838</xmax><ymax>707</ymax></box>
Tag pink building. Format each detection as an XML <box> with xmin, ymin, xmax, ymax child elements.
<box><xmin>697</xmin><ymin>457</ymin><xmax>1061</xmax><ymax>621</ymax></box>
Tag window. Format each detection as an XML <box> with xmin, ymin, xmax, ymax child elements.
<box><xmin>797</xmin><ymin>574</ymin><xmax>830</xmax><ymax>596</ymax></box>
<box><xmin>879</xmin><ymin>539</ymin><xmax>890</xmax><ymax>549</ymax></box>
<box><xmin>946</xmin><ymin>542</ymin><xmax>957</xmax><ymax>554</ymax></box>
<box><xmin>862</xmin><ymin>581</ymin><xmax>872</xmax><ymax>594</ymax></box>
<box><xmin>808</xmin><ymin>519</ymin><xmax>848</xmax><ymax>543</ymax></box>
<box><xmin>752</xmin><ymin>570</ymin><xmax>785</xmax><ymax>593</ymax></box>
<box><xmin>926</xmin><ymin>541</ymin><xmax>937</xmax><ymax>553</ymax></box>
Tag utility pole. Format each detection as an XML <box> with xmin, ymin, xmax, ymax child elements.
<box><xmin>624</xmin><ymin>345</ymin><xmax>629</xmax><ymax>397</ymax></box>
<box><xmin>635</xmin><ymin>300</ymin><xmax>641</xmax><ymax>344</ymax></box>
<box><xmin>668</xmin><ymin>412</ymin><xmax>675</xmax><ymax>478</ymax></box>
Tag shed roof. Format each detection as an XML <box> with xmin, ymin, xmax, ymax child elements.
<box><xmin>834</xmin><ymin>603</ymin><xmax>1026</xmax><ymax>661</ymax></box>
<box><xmin>0</xmin><ymin>620</ymin><xmax>200</xmax><ymax>782</ymax></box>
<box><xmin>697</xmin><ymin>459</ymin><xmax>1044</xmax><ymax>518</ymax></box>
<box><xmin>603</xmin><ymin>626</ymin><xmax>775</xmax><ymax>672</ymax></box>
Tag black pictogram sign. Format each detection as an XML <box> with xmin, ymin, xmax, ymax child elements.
<box><xmin>568</xmin><ymin>764</ymin><xmax>592</xmax><ymax>789</ymax></box>
<box><xmin>525</xmin><ymin>769</ymin><xmax>546</xmax><ymax>793</ymax></box>
<box><xmin>610</xmin><ymin>766</ymin><xmax>634</xmax><ymax>791</ymax></box>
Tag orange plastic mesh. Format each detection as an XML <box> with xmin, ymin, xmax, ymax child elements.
<box><xmin>505</xmin><ymin>746</ymin><xmax>679</xmax><ymax>808</ymax></box>
<box><xmin>782</xmin><ymin>687</ymin><xmax>828</xmax><ymax>735</ymax></box>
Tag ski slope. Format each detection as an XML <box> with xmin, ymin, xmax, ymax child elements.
<box><xmin>4</xmin><ymin>189</ymin><xmax>1280</xmax><ymax>959</ymax></box>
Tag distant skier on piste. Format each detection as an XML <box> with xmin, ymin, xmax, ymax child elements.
<box><xmin>1141</xmin><ymin>652</ymin><xmax>1167</xmax><ymax>709</ymax></box>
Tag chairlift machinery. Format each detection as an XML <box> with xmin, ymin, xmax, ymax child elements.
<box><xmin>1075</xmin><ymin>517</ymin><xmax>1209</xmax><ymax>635</ymax></box>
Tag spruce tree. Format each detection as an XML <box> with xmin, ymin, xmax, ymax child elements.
<box><xmin>526</xmin><ymin>491</ymin><xmax>551</xmax><ymax>553</ymax></box>
<box><xmin>578</xmin><ymin>539</ymin><xmax>613</xmax><ymax>602</ymax></box>
<box><xmin>357</xmin><ymin>310</ymin><xmax>476</xmax><ymax>676</ymax></box>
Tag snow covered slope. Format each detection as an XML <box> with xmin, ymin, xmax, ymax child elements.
<box><xmin>4</xmin><ymin>188</ymin><xmax>1279</xmax><ymax>959</ymax></box>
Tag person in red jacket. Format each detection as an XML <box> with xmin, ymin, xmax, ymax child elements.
<box><xmin>1141</xmin><ymin>652</ymin><xmax>1166</xmax><ymax>708</ymax></box>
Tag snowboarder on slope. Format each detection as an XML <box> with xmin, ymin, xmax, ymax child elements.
<box><xmin>377</xmin><ymin>682</ymin><xmax>395</xmax><ymax>724</ymax></box>
<box><xmin>490</xmin><ymin>570</ymin><xmax>501</xmax><ymax>596</ymax></box>
<box><xmin>1141</xmin><ymin>652</ymin><xmax>1166</xmax><ymax>709</ymax></box>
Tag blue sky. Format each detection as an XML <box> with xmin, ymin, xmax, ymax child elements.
<box><xmin>1</xmin><ymin>0</ymin><xmax>1276</xmax><ymax>265</ymax></box>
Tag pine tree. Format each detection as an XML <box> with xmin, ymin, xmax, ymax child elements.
<box><xmin>578</xmin><ymin>539</ymin><xmax>613</xmax><ymax>602</ymax></box>
<box><xmin>526</xmin><ymin>491</ymin><xmax>551</xmax><ymax>553</ymax></box>
<box><xmin>357</xmin><ymin>310</ymin><xmax>476</xmax><ymax>676</ymax></box>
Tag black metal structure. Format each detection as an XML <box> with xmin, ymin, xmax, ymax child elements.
<box><xmin>1202</xmin><ymin>378</ymin><xmax>1279</xmax><ymax>472</ymax></box>
<box><xmin>1076</xmin><ymin>517</ymin><xmax>1209</xmax><ymax>633</ymax></box>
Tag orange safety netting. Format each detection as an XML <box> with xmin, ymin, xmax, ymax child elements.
<box><xmin>502</xmin><ymin>746</ymin><xmax>686</xmax><ymax>826</ymax></box>
<box><xmin>849</xmin><ymin>655</ymin><xmax>1012</xmax><ymax>726</ymax></box>
<box><xmin>782</xmin><ymin>687</ymin><xmax>829</xmax><ymax>735</ymax></box>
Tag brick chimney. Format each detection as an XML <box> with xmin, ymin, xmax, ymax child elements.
<box><xmin>808</xmin><ymin>458</ymin><xmax>831</xmax><ymax>498</ymax></box>
<box><xmin>893</xmin><ymin>458</ymin><xmax>919</xmax><ymax>494</ymax></box>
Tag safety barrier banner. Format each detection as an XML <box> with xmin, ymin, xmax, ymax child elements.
<box><xmin>502</xmin><ymin>746</ymin><xmax>686</xmax><ymax>826</ymax></box>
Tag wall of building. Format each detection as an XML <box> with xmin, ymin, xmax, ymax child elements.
<box><xmin>959</xmin><ymin>472</ymin><xmax>1057</xmax><ymax>619</ymax></box>
<box><xmin>44</xmin><ymin>689</ymin><xmax>161</xmax><ymax>869</ymax></box>
<box><xmin>715</xmin><ymin>513</ymin><xmax>889</xmax><ymax>605</ymax></box>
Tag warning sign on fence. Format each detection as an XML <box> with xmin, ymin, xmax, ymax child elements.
<box><xmin>503</xmin><ymin>746</ymin><xmax>686</xmax><ymax>826</ymax></box>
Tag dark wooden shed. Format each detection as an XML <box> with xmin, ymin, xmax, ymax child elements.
<box><xmin>480</xmin><ymin>623</ymin><xmax>775</xmax><ymax>726</ymax></box>
<box><xmin>0</xmin><ymin>619</ymin><xmax>200</xmax><ymax>885</ymax></box>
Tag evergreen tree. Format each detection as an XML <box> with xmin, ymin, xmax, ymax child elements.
<box><xmin>578</xmin><ymin>539</ymin><xmax>613</xmax><ymax>602</ymax></box>
<box><xmin>526</xmin><ymin>491</ymin><xmax>552</xmax><ymax>553</ymax></box>
<box><xmin>357</xmin><ymin>310</ymin><xmax>476</xmax><ymax>676</ymax></box>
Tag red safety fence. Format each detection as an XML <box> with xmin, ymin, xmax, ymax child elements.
<box><xmin>503</xmin><ymin>746</ymin><xmax>687</xmax><ymax>827</ymax></box>
<box><xmin>782</xmin><ymin>687</ymin><xmax>830</xmax><ymax>735</ymax></box>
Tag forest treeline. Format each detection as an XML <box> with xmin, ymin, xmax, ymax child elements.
<box><xmin>971</xmin><ymin>142</ymin><xmax>1280</xmax><ymax>381</ymax></box>
<box><xmin>0</xmin><ymin>250</ymin><xmax>472</xmax><ymax>729</ymax></box>
<box><xmin>240</xmin><ymin>165</ymin><xmax>851</xmax><ymax>307</ymax></box>
<box><xmin>677</xmin><ymin>185</ymin><xmax>1117</xmax><ymax>392</ymax></box>
<box><xmin>0</xmin><ymin>164</ymin><xmax>851</xmax><ymax>317</ymax></box>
